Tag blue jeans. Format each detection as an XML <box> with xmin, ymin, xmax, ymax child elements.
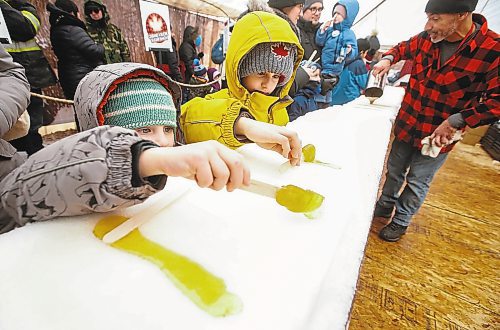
<box><xmin>377</xmin><ymin>139</ymin><xmax>448</xmax><ymax>227</ymax></box>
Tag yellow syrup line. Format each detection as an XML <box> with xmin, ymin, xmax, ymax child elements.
<box><xmin>93</xmin><ymin>215</ymin><xmax>242</xmax><ymax>317</ymax></box>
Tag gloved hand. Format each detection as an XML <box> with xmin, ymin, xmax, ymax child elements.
<box><xmin>197</xmin><ymin>52</ymin><xmax>205</xmax><ymax>60</ymax></box>
<box><xmin>300</xmin><ymin>60</ymin><xmax>321</xmax><ymax>71</ymax></box>
<box><xmin>320</xmin><ymin>74</ymin><xmax>339</xmax><ymax>95</ymax></box>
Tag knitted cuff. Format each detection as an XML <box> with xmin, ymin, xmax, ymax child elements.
<box><xmin>105</xmin><ymin>134</ymin><xmax>160</xmax><ymax>201</ymax></box>
<box><xmin>220</xmin><ymin>101</ymin><xmax>246</xmax><ymax>149</ymax></box>
<box><xmin>131</xmin><ymin>140</ymin><xmax>168</xmax><ymax>189</ymax></box>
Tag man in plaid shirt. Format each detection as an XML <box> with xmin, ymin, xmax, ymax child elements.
<box><xmin>372</xmin><ymin>0</ymin><xmax>499</xmax><ymax>242</ymax></box>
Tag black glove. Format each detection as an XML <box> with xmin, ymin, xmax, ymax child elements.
<box><xmin>197</xmin><ymin>52</ymin><xmax>205</xmax><ymax>59</ymax></box>
<box><xmin>320</xmin><ymin>74</ymin><xmax>339</xmax><ymax>95</ymax></box>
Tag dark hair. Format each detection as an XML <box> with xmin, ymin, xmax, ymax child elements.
<box><xmin>55</xmin><ymin>0</ymin><xmax>79</xmax><ymax>15</ymax></box>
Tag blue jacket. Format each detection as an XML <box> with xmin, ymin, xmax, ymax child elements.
<box><xmin>316</xmin><ymin>0</ymin><xmax>359</xmax><ymax>75</ymax></box>
<box><xmin>288</xmin><ymin>83</ymin><xmax>320</xmax><ymax>121</ymax></box>
<box><xmin>331</xmin><ymin>55</ymin><xmax>368</xmax><ymax>105</ymax></box>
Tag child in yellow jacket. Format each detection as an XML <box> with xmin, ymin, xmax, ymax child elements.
<box><xmin>180</xmin><ymin>11</ymin><xmax>305</xmax><ymax>166</ymax></box>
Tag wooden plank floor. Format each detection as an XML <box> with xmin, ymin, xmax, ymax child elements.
<box><xmin>349</xmin><ymin>143</ymin><xmax>500</xmax><ymax>330</ymax></box>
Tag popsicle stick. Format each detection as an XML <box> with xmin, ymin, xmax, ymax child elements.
<box><xmin>102</xmin><ymin>188</ymin><xmax>191</xmax><ymax>244</ymax></box>
<box><xmin>240</xmin><ymin>179</ymin><xmax>279</xmax><ymax>198</ymax></box>
<box><xmin>306</xmin><ymin>50</ymin><xmax>317</xmax><ymax>65</ymax></box>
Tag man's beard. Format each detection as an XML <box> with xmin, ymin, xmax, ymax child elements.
<box><xmin>429</xmin><ymin>20</ymin><xmax>458</xmax><ymax>43</ymax></box>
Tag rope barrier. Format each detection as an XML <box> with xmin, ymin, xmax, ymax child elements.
<box><xmin>31</xmin><ymin>92</ymin><xmax>74</xmax><ymax>104</ymax></box>
<box><xmin>30</xmin><ymin>76</ymin><xmax>223</xmax><ymax>104</ymax></box>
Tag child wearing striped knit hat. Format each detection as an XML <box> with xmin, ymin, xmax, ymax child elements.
<box><xmin>75</xmin><ymin>63</ymin><xmax>180</xmax><ymax>147</ymax></box>
<box><xmin>103</xmin><ymin>77</ymin><xmax>177</xmax><ymax>147</ymax></box>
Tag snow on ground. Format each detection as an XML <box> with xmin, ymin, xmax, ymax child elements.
<box><xmin>0</xmin><ymin>87</ymin><xmax>404</xmax><ymax>330</ymax></box>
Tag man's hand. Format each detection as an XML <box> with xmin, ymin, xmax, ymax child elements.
<box><xmin>372</xmin><ymin>58</ymin><xmax>391</xmax><ymax>76</ymax></box>
<box><xmin>235</xmin><ymin>117</ymin><xmax>302</xmax><ymax>166</ymax></box>
<box><xmin>430</xmin><ymin>119</ymin><xmax>457</xmax><ymax>147</ymax></box>
<box><xmin>139</xmin><ymin>140</ymin><xmax>251</xmax><ymax>192</ymax></box>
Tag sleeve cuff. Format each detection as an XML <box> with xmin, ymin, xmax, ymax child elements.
<box><xmin>220</xmin><ymin>101</ymin><xmax>246</xmax><ymax>149</ymax></box>
<box><xmin>448</xmin><ymin>113</ymin><xmax>467</xmax><ymax>129</ymax></box>
<box><xmin>131</xmin><ymin>140</ymin><xmax>168</xmax><ymax>189</ymax></box>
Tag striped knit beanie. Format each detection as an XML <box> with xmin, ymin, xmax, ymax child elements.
<box><xmin>239</xmin><ymin>42</ymin><xmax>297</xmax><ymax>87</ymax></box>
<box><xmin>103</xmin><ymin>78</ymin><xmax>176</xmax><ymax>129</ymax></box>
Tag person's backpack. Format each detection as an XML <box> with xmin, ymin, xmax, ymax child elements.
<box><xmin>211</xmin><ymin>35</ymin><xmax>225</xmax><ymax>64</ymax></box>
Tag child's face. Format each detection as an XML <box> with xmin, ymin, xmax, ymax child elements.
<box><xmin>332</xmin><ymin>5</ymin><xmax>346</xmax><ymax>24</ymax></box>
<box><xmin>135</xmin><ymin>125</ymin><xmax>175</xmax><ymax>147</ymax></box>
<box><xmin>241</xmin><ymin>72</ymin><xmax>281</xmax><ymax>95</ymax></box>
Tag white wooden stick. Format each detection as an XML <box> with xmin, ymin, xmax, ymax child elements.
<box><xmin>239</xmin><ymin>179</ymin><xmax>279</xmax><ymax>198</ymax></box>
<box><xmin>307</xmin><ymin>50</ymin><xmax>317</xmax><ymax>64</ymax></box>
<box><xmin>102</xmin><ymin>188</ymin><xmax>191</xmax><ymax>244</ymax></box>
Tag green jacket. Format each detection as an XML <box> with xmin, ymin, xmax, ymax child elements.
<box><xmin>180</xmin><ymin>11</ymin><xmax>303</xmax><ymax>149</ymax></box>
<box><xmin>84</xmin><ymin>0</ymin><xmax>131</xmax><ymax>64</ymax></box>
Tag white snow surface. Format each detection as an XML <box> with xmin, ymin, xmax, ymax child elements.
<box><xmin>0</xmin><ymin>87</ymin><xmax>404</xmax><ymax>330</ymax></box>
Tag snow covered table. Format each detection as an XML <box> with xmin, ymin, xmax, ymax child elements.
<box><xmin>0</xmin><ymin>87</ymin><xmax>404</xmax><ymax>330</ymax></box>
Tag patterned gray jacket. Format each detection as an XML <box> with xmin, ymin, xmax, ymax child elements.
<box><xmin>0</xmin><ymin>62</ymin><xmax>180</xmax><ymax>234</ymax></box>
<box><xmin>0</xmin><ymin>44</ymin><xmax>30</xmax><ymax>181</ymax></box>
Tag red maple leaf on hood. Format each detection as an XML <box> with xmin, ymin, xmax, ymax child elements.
<box><xmin>271</xmin><ymin>43</ymin><xmax>290</xmax><ymax>59</ymax></box>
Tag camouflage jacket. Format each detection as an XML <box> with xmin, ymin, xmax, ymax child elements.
<box><xmin>87</xmin><ymin>23</ymin><xmax>131</xmax><ymax>64</ymax></box>
<box><xmin>84</xmin><ymin>0</ymin><xmax>130</xmax><ymax>64</ymax></box>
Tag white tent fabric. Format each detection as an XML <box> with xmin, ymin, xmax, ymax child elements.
<box><xmin>321</xmin><ymin>0</ymin><xmax>499</xmax><ymax>47</ymax></box>
<box><xmin>157</xmin><ymin>0</ymin><xmax>499</xmax><ymax>36</ymax></box>
<box><xmin>156</xmin><ymin>0</ymin><xmax>247</xmax><ymax>18</ymax></box>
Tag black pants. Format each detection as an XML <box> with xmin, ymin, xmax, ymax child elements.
<box><xmin>10</xmin><ymin>88</ymin><xmax>44</xmax><ymax>156</ymax></box>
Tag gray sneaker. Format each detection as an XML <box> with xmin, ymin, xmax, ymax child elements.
<box><xmin>379</xmin><ymin>222</ymin><xmax>407</xmax><ymax>242</ymax></box>
<box><xmin>373</xmin><ymin>205</ymin><xmax>394</xmax><ymax>218</ymax></box>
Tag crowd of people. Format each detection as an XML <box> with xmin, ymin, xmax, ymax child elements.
<box><xmin>0</xmin><ymin>0</ymin><xmax>498</xmax><ymax>243</ymax></box>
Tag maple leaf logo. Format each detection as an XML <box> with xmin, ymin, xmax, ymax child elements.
<box><xmin>271</xmin><ymin>43</ymin><xmax>290</xmax><ymax>59</ymax></box>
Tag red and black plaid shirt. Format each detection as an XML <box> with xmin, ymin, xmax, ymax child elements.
<box><xmin>384</xmin><ymin>14</ymin><xmax>499</xmax><ymax>153</ymax></box>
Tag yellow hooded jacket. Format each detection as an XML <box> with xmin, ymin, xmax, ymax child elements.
<box><xmin>180</xmin><ymin>11</ymin><xmax>304</xmax><ymax>149</ymax></box>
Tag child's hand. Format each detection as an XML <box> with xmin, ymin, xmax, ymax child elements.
<box><xmin>303</xmin><ymin>66</ymin><xmax>321</xmax><ymax>82</ymax></box>
<box><xmin>139</xmin><ymin>141</ymin><xmax>251</xmax><ymax>192</ymax></box>
<box><xmin>320</xmin><ymin>19</ymin><xmax>333</xmax><ymax>33</ymax></box>
<box><xmin>235</xmin><ymin>117</ymin><xmax>302</xmax><ymax>166</ymax></box>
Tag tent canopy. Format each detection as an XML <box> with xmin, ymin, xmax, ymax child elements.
<box><xmin>159</xmin><ymin>0</ymin><xmax>498</xmax><ymax>43</ymax></box>
<box><xmin>156</xmin><ymin>0</ymin><xmax>246</xmax><ymax>19</ymax></box>
<box><xmin>321</xmin><ymin>0</ymin><xmax>499</xmax><ymax>47</ymax></box>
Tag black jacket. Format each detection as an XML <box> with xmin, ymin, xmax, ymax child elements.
<box><xmin>178</xmin><ymin>26</ymin><xmax>198</xmax><ymax>82</ymax></box>
<box><xmin>297</xmin><ymin>17</ymin><xmax>322</xmax><ymax>62</ymax></box>
<box><xmin>154</xmin><ymin>37</ymin><xmax>183</xmax><ymax>82</ymax></box>
<box><xmin>1</xmin><ymin>0</ymin><xmax>56</xmax><ymax>88</ymax></box>
<box><xmin>47</xmin><ymin>3</ymin><xmax>104</xmax><ymax>99</ymax></box>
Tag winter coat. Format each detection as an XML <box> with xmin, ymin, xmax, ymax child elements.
<box><xmin>178</xmin><ymin>26</ymin><xmax>198</xmax><ymax>82</ymax></box>
<box><xmin>316</xmin><ymin>0</ymin><xmax>359</xmax><ymax>75</ymax></box>
<box><xmin>0</xmin><ymin>44</ymin><xmax>30</xmax><ymax>182</ymax></box>
<box><xmin>47</xmin><ymin>2</ymin><xmax>104</xmax><ymax>99</ymax></box>
<box><xmin>180</xmin><ymin>11</ymin><xmax>303</xmax><ymax>149</ymax></box>
<box><xmin>297</xmin><ymin>17</ymin><xmax>322</xmax><ymax>62</ymax></box>
<box><xmin>0</xmin><ymin>125</ymin><xmax>160</xmax><ymax>234</ymax></box>
<box><xmin>74</xmin><ymin>62</ymin><xmax>182</xmax><ymax>131</ymax></box>
<box><xmin>288</xmin><ymin>83</ymin><xmax>320</xmax><ymax>121</ymax></box>
<box><xmin>155</xmin><ymin>37</ymin><xmax>183</xmax><ymax>82</ymax></box>
<box><xmin>0</xmin><ymin>62</ymin><xmax>181</xmax><ymax>234</ymax></box>
<box><xmin>84</xmin><ymin>0</ymin><xmax>131</xmax><ymax>64</ymax></box>
<box><xmin>0</xmin><ymin>0</ymin><xmax>56</xmax><ymax>88</ymax></box>
<box><xmin>330</xmin><ymin>55</ymin><xmax>368</xmax><ymax>105</ymax></box>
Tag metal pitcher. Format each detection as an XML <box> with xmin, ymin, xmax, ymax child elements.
<box><xmin>365</xmin><ymin>71</ymin><xmax>387</xmax><ymax>104</ymax></box>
